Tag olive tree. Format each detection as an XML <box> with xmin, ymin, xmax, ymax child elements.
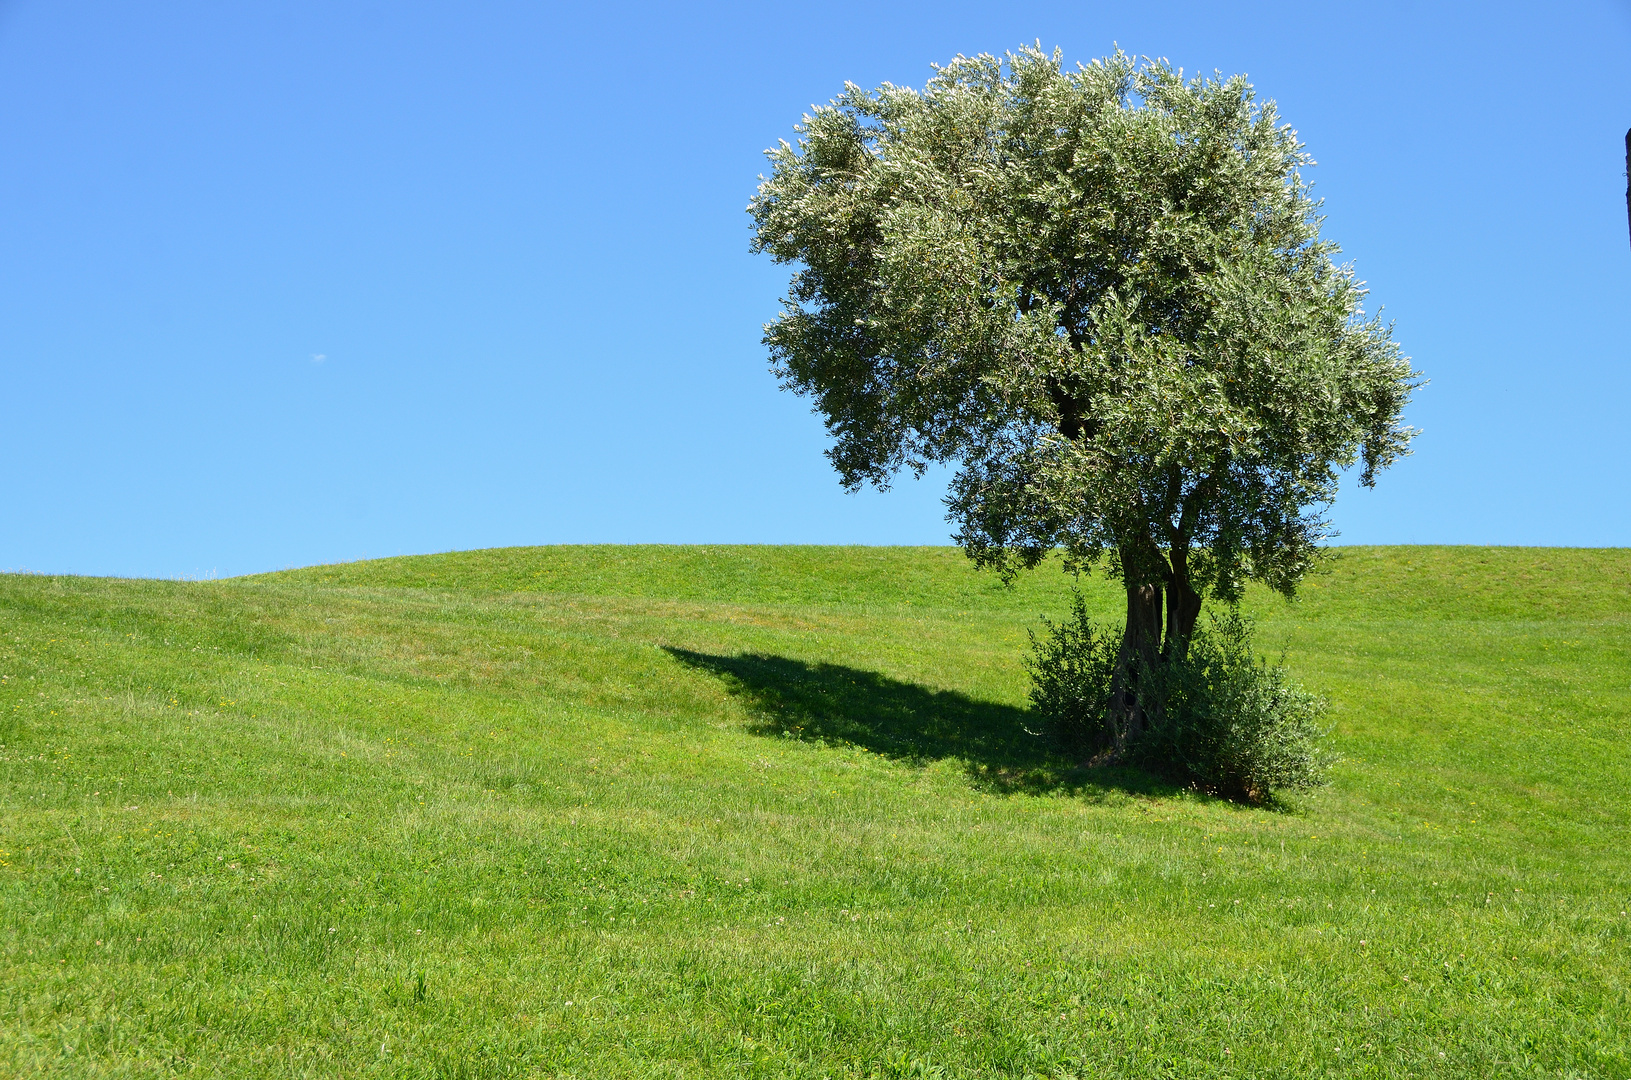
<box><xmin>749</xmin><ymin>47</ymin><xmax>1419</xmax><ymax>743</ymax></box>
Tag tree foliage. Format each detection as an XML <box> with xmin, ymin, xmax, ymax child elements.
<box><xmin>750</xmin><ymin>46</ymin><xmax>1420</xmax><ymax>738</ymax></box>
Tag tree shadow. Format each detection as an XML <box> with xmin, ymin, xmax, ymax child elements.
<box><xmin>664</xmin><ymin>647</ymin><xmax>1184</xmax><ymax>800</ymax></box>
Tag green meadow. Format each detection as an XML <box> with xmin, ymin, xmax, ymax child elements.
<box><xmin>1</xmin><ymin>545</ymin><xmax>1627</xmax><ymax>1078</ymax></box>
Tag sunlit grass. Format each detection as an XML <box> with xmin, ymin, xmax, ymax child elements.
<box><xmin>0</xmin><ymin>545</ymin><xmax>1626</xmax><ymax>1077</ymax></box>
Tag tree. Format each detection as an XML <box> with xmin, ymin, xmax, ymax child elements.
<box><xmin>749</xmin><ymin>47</ymin><xmax>1420</xmax><ymax>747</ymax></box>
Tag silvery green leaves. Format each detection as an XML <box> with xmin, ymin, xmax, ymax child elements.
<box><xmin>750</xmin><ymin>45</ymin><xmax>1418</xmax><ymax>621</ymax></box>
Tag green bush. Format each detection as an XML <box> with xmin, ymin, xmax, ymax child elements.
<box><xmin>1028</xmin><ymin>600</ymin><xmax>1333</xmax><ymax>800</ymax></box>
<box><xmin>1025</xmin><ymin>591</ymin><xmax>1122</xmax><ymax>759</ymax></box>
<box><xmin>1134</xmin><ymin>611</ymin><xmax>1333</xmax><ymax>800</ymax></box>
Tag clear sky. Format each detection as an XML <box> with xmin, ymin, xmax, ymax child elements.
<box><xmin>2</xmin><ymin>0</ymin><xmax>1628</xmax><ymax>578</ymax></box>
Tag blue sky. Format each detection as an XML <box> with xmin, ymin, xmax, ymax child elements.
<box><xmin>2</xmin><ymin>0</ymin><xmax>1628</xmax><ymax>578</ymax></box>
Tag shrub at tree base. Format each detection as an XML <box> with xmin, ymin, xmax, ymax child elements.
<box><xmin>1029</xmin><ymin>597</ymin><xmax>1331</xmax><ymax>801</ymax></box>
<box><xmin>1026</xmin><ymin>592</ymin><xmax>1122</xmax><ymax>759</ymax></box>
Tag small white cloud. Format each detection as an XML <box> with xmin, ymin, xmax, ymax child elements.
<box><xmin>311</xmin><ymin>353</ymin><xmax>327</xmax><ymax>364</ymax></box>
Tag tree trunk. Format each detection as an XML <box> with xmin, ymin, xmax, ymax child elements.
<box><xmin>1105</xmin><ymin>540</ymin><xmax>1203</xmax><ymax>760</ymax></box>
<box><xmin>1163</xmin><ymin>546</ymin><xmax>1203</xmax><ymax>662</ymax></box>
<box><xmin>1110</xmin><ymin>579</ymin><xmax>1163</xmax><ymax>753</ymax></box>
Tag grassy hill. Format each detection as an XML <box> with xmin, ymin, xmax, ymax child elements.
<box><xmin>1</xmin><ymin>545</ymin><xmax>1627</xmax><ymax>1078</ymax></box>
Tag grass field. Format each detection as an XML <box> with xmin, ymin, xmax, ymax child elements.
<box><xmin>1</xmin><ymin>545</ymin><xmax>1627</xmax><ymax>1078</ymax></box>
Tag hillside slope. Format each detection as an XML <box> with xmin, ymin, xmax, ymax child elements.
<box><xmin>1</xmin><ymin>546</ymin><xmax>1627</xmax><ymax>1078</ymax></box>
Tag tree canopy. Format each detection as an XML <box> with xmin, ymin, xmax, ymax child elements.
<box><xmin>750</xmin><ymin>47</ymin><xmax>1419</xmax><ymax>682</ymax></box>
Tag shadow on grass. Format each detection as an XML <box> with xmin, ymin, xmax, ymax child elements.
<box><xmin>665</xmin><ymin>647</ymin><xmax>1183</xmax><ymax>800</ymax></box>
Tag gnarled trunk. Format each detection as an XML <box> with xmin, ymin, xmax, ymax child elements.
<box><xmin>1110</xmin><ymin>578</ymin><xmax>1163</xmax><ymax>753</ymax></box>
<box><xmin>1106</xmin><ymin>540</ymin><xmax>1202</xmax><ymax>758</ymax></box>
<box><xmin>1163</xmin><ymin>545</ymin><xmax>1202</xmax><ymax>662</ymax></box>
